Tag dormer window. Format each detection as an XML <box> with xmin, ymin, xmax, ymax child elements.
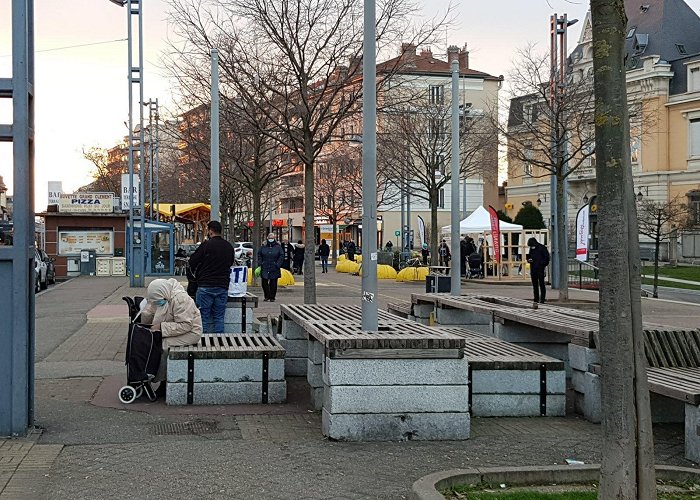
<box><xmin>626</xmin><ymin>26</ymin><xmax>636</xmax><ymax>39</ymax></box>
<box><xmin>677</xmin><ymin>44</ymin><xmax>688</xmax><ymax>55</ymax></box>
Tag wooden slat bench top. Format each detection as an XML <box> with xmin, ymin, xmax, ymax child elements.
<box><xmin>644</xmin><ymin>329</ymin><xmax>700</xmax><ymax>368</ymax></box>
<box><xmin>647</xmin><ymin>367</ymin><xmax>700</xmax><ymax>405</ymax></box>
<box><xmin>169</xmin><ymin>334</ymin><xmax>285</xmax><ymax>360</ymax></box>
<box><xmin>431</xmin><ymin>327</ymin><xmax>501</xmax><ymax>342</ymax></box>
<box><xmin>463</xmin><ymin>341</ymin><xmax>565</xmax><ymax>370</ymax></box>
<box><xmin>386</xmin><ymin>302</ymin><xmax>412</xmax><ymax>316</ymax></box>
<box><xmin>280</xmin><ymin>304</ymin><xmax>465</xmax><ymax>350</ymax></box>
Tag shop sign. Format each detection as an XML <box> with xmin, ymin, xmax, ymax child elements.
<box><xmin>58</xmin><ymin>193</ymin><xmax>114</xmax><ymax>213</ymax></box>
<box><xmin>58</xmin><ymin>230</ymin><xmax>114</xmax><ymax>255</ymax></box>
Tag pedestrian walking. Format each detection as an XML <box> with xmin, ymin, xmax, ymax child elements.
<box><xmin>385</xmin><ymin>240</ymin><xmax>393</xmax><ymax>252</ymax></box>
<box><xmin>421</xmin><ymin>243</ymin><xmax>430</xmax><ymax>265</ymax></box>
<box><xmin>292</xmin><ymin>240</ymin><xmax>306</xmax><ymax>274</ymax></box>
<box><xmin>258</xmin><ymin>233</ymin><xmax>284</xmax><ymax>302</ymax></box>
<box><xmin>140</xmin><ymin>278</ymin><xmax>202</xmax><ymax>398</ymax></box>
<box><xmin>527</xmin><ymin>237</ymin><xmax>550</xmax><ymax>305</ymax></box>
<box><xmin>188</xmin><ymin>220</ymin><xmax>234</xmax><ymax>333</ymax></box>
<box><xmin>438</xmin><ymin>239</ymin><xmax>451</xmax><ymax>267</ymax></box>
<box><xmin>318</xmin><ymin>238</ymin><xmax>330</xmax><ymax>273</ymax></box>
<box><xmin>346</xmin><ymin>240</ymin><xmax>356</xmax><ymax>262</ymax></box>
<box><xmin>280</xmin><ymin>238</ymin><xmax>294</xmax><ymax>271</ymax></box>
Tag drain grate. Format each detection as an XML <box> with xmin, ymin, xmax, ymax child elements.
<box><xmin>152</xmin><ymin>420</ymin><xmax>219</xmax><ymax>436</ymax></box>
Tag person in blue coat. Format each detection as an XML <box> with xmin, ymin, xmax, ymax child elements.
<box><xmin>257</xmin><ymin>233</ymin><xmax>284</xmax><ymax>302</ymax></box>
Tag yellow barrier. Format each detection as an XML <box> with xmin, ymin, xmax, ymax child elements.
<box><xmin>396</xmin><ymin>266</ymin><xmax>429</xmax><ymax>282</ymax></box>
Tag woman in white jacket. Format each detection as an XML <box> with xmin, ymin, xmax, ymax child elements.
<box><xmin>141</xmin><ymin>278</ymin><xmax>202</xmax><ymax>396</ymax></box>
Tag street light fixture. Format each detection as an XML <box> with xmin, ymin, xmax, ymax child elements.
<box><xmin>636</xmin><ymin>186</ymin><xmax>648</xmax><ymax>202</ymax></box>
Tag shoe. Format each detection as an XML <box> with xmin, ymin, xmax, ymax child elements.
<box><xmin>540</xmin><ymin>299</ymin><xmax>546</xmax><ymax>304</ymax></box>
<box><xmin>270</xmin><ymin>298</ymin><xmax>275</xmax><ymax>302</ymax></box>
<box><xmin>263</xmin><ymin>298</ymin><xmax>270</xmax><ymax>302</ymax></box>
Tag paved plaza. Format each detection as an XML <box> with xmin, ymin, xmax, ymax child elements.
<box><xmin>1</xmin><ymin>267</ymin><xmax>699</xmax><ymax>499</ymax></box>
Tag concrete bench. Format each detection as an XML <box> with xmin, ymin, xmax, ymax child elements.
<box><xmin>280</xmin><ymin>304</ymin><xmax>470</xmax><ymax>442</ymax></box>
<box><xmin>435</xmin><ymin>327</ymin><xmax>565</xmax><ymax>417</ymax></box>
<box><xmin>386</xmin><ymin>302</ymin><xmax>412</xmax><ymax>319</ymax></box>
<box><xmin>166</xmin><ymin>334</ymin><xmax>286</xmax><ymax>405</ymax></box>
<box><xmin>223</xmin><ymin>293</ymin><xmax>258</xmax><ymax>333</ymax></box>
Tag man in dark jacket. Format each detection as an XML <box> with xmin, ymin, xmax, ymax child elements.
<box><xmin>280</xmin><ymin>238</ymin><xmax>294</xmax><ymax>271</ymax></box>
<box><xmin>258</xmin><ymin>233</ymin><xmax>285</xmax><ymax>302</ymax></box>
<box><xmin>346</xmin><ymin>240</ymin><xmax>356</xmax><ymax>262</ymax></box>
<box><xmin>188</xmin><ymin>221</ymin><xmax>234</xmax><ymax>333</ymax></box>
<box><xmin>318</xmin><ymin>238</ymin><xmax>331</xmax><ymax>273</ymax></box>
<box><xmin>459</xmin><ymin>237</ymin><xmax>468</xmax><ymax>277</ymax></box>
<box><xmin>527</xmin><ymin>237</ymin><xmax>550</xmax><ymax>304</ymax></box>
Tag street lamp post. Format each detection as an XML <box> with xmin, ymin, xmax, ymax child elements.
<box><xmin>450</xmin><ymin>59</ymin><xmax>461</xmax><ymax>295</ymax></box>
<box><xmin>361</xmin><ymin>0</ymin><xmax>378</xmax><ymax>331</ymax></box>
<box><xmin>210</xmin><ymin>48</ymin><xmax>220</xmax><ymax>221</ymax></box>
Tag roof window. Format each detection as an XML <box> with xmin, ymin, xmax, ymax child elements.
<box><xmin>677</xmin><ymin>43</ymin><xmax>688</xmax><ymax>55</ymax></box>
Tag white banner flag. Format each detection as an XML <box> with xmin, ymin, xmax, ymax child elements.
<box><xmin>120</xmin><ymin>174</ymin><xmax>139</xmax><ymax>210</ymax></box>
<box><xmin>575</xmin><ymin>204</ymin><xmax>590</xmax><ymax>262</ymax></box>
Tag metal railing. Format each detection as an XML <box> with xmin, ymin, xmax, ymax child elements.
<box><xmin>568</xmin><ymin>259</ymin><xmax>600</xmax><ymax>290</ymax></box>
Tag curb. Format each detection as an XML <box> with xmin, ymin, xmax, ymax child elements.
<box><xmin>409</xmin><ymin>464</ymin><xmax>700</xmax><ymax>499</ymax></box>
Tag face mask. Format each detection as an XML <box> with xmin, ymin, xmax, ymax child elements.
<box><xmin>155</xmin><ymin>299</ymin><xmax>166</xmax><ymax>307</ymax></box>
<box><xmin>268</xmin><ymin>239</ymin><xmax>275</xmax><ymax>243</ymax></box>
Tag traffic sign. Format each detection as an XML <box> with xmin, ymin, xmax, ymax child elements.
<box><xmin>394</xmin><ymin>230</ymin><xmax>401</xmax><ymax>237</ymax></box>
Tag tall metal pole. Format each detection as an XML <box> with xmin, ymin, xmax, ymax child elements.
<box><xmin>361</xmin><ymin>0</ymin><xmax>378</xmax><ymax>331</ymax></box>
<box><xmin>400</xmin><ymin>171</ymin><xmax>405</xmax><ymax>251</ymax></box>
<box><xmin>0</xmin><ymin>0</ymin><xmax>35</xmax><ymax>437</ymax></box>
<box><xmin>549</xmin><ymin>14</ymin><xmax>560</xmax><ymax>290</ymax></box>
<box><xmin>210</xmin><ymin>48</ymin><xmax>220</xmax><ymax>221</ymax></box>
<box><xmin>137</xmin><ymin>0</ymin><xmax>146</xmax><ymax>284</ymax></box>
<box><xmin>147</xmin><ymin>99</ymin><xmax>154</xmax><ymax>220</ymax></box>
<box><xmin>450</xmin><ymin>60</ymin><xmax>461</xmax><ymax>295</ymax></box>
<box><xmin>154</xmin><ymin>98</ymin><xmax>160</xmax><ymax>220</ymax></box>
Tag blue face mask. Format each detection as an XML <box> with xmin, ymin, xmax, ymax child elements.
<box><xmin>154</xmin><ymin>299</ymin><xmax>167</xmax><ymax>307</ymax></box>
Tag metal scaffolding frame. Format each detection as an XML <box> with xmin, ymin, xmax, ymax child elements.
<box><xmin>0</xmin><ymin>0</ymin><xmax>35</xmax><ymax>437</ymax></box>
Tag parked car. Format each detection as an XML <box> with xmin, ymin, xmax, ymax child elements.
<box><xmin>39</xmin><ymin>249</ymin><xmax>56</xmax><ymax>285</ymax></box>
<box><xmin>233</xmin><ymin>242</ymin><xmax>254</xmax><ymax>260</ymax></box>
<box><xmin>34</xmin><ymin>248</ymin><xmax>47</xmax><ymax>292</ymax></box>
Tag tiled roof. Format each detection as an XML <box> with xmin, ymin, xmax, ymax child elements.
<box><xmin>377</xmin><ymin>54</ymin><xmax>500</xmax><ymax>80</ymax></box>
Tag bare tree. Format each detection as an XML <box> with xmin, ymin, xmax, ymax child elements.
<box><xmin>499</xmin><ymin>45</ymin><xmax>596</xmax><ymax>301</ymax></box>
<box><xmin>81</xmin><ymin>146</ymin><xmax>124</xmax><ymax>194</ymax></box>
<box><xmin>637</xmin><ymin>197</ymin><xmax>690</xmax><ymax>298</ymax></box>
<box><xmin>379</xmin><ymin>101</ymin><xmax>497</xmax><ymax>263</ymax></box>
<box><xmin>591</xmin><ymin>1</ymin><xmax>656</xmax><ymax>497</ymax></box>
<box><xmin>165</xmin><ymin>0</ymin><xmax>454</xmax><ymax>303</ymax></box>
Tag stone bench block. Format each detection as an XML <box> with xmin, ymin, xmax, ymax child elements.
<box><xmin>436</xmin><ymin>307</ymin><xmax>491</xmax><ymax>326</ymax></box>
<box><xmin>308</xmin><ymin>339</ymin><xmax>324</xmax><ymax>364</ymax></box>
<box><xmin>168</xmin><ymin>358</ymin><xmax>285</xmax><ymax>383</ymax></box>
<box><xmin>686</xmin><ymin>404</ymin><xmax>700</xmax><ymax>462</ymax></box>
<box><xmin>471</xmin><ymin>394</ymin><xmax>565</xmax><ymax>417</ymax></box>
<box><xmin>166</xmin><ymin>381</ymin><xmax>286</xmax><ymax>405</ymax></box>
<box><xmin>307</xmin><ymin>359</ymin><xmax>323</xmax><ymax>388</ymax></box>
<box><xmin>281</xmin><ymin>319</ymin><xmax>307</xmax><ymax>340</ymax></box>
<box><xmin>582</xmin><ymin>371</ymin><xmax>601</xmax><ymax>423</ymax></box>
<box><xmin>494</xmin><ymin>322</ymin><xmax>572</xmax><ymax>344</ymax></box>
<box><xmin>285</xmin><ymin>357</ymin><xmax>308</xmax><ymax>376</ymax></box>
<box><xmin>568</xmin><ymin>345</ymin><xmax>599</xmax><ymax>372</ymax></box>
<box><xmin>571</xmin><ymin>369</ymin><xmax>586</xmax><ymax>393</ymax></box>
<box><xmin>223</xmin><ymin>307</ymin><xmax>254</xmax><ymax>334</ymax></box>
<box><xmin>310</xmin><ymin>387</ymin><xmax>324</xmax><ymax>411</ymax></box>
<box><xmin>278</xmin><ymin>338</ymin><xmax>309</xmax><ymax>358</ymax></box>
<box><xmin>472</xmin><ymin>369</ymin><xmax>565</xmax><ymax>395</ymax></box>
<box><xmin>323</xmin><ymin>384</ymin><xmax>470</xmax><ymax>414</ymax></box>
<box><xmin>412</xmin><ymin>303</ymin><xmax>434</xmax><ymax>320</ymax></box>
<box><xmin>321</xmin><ymin>409</ymin><xmax>470</xmax><ymax>441</ymax></box>
<box><xmin>322</xmin><ymin>358</ymin><xmax>469</xmax><ymax>386</ymax></box>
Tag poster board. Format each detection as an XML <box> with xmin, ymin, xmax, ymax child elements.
<box><xmin>58</xmin><ymin>230</ymin><xmax>114</xmax><ymax>256</ymax></box>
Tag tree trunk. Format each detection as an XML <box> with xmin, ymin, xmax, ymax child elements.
<box><xmin>303</xmin><ymin>157</ymin><xmax>317</xmax><ymax>304</ymax></box>
<box><xmin>252</xmin><ymin>191</ymin><xmax>262</xmax><ymax>270</ymax></box>
<box><xmin>430</xmin><ymin>189</ymin><xmax>439</xmax><ymax>266</ymax></box>
<box><xmin>556</xmin><ymin>171</ymin><xmax>569</xmax><ymax>300</ymax></box>
<box><xmin>332</xmin><ymin>219</ymin><xmax>338</xmax><ymax>266</ymax></box>
<box><xmin>653</xmin><ymin>236</ymin><xmax>661</xmax><ymax>299</ymax></box>
<box><xmin>591</xmin><ymin>1</ymin><xmax>657</xmax><ymax>498</ymax></box>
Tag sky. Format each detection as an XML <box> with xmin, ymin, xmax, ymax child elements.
<box><xmin>3</xmin><ymin>0</ymin><xmax>700</xmax><ymax>210</ymax></box>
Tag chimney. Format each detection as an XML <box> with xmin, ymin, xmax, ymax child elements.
<box><xmin>348</xmin><ymin>56</ymin><xmax>362</xmax><ymax>75</ymax></box>
<box><xmin>459</xmin><ymin>43</ymin><xmax>469</xmax><ymax>70</ymax></box>
<box><xmin>447</xmin><ymin>45</ymin><xmax>459</xmax><ymax>65</ymax></box>
<box><xmin>420</xmin><ymin>48</ymin><xmax>433</xmax><ymax>58</ymax></box>
<box><xmin>400</xmin><ymin>42</ymin><xmax>417</xmax><ymax>67</ymax></box>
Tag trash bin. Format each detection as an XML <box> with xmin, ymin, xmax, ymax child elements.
<box><xmin>425</xmin><ymin>274</ymin><xmax>450</xmax><ymax>293</ymax></box>
<box><xmin>80</xmin><ymin>250</ymin><xmax>97</xmax><ymax>276</ymax></box>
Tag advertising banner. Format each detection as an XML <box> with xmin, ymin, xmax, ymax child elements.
<box><xmin>58</xmin><ymin>192</ymin><xmax>113</xmax><ymax>213</ymax></box>
<box><xmin>575</xmin><ymin>203</ymin><xmax>590</xmax><ymax>262</ymax></box>
<box><xmin>58</xmin><ymin>230</ymin><xmax>114</xmax><ymax>255</ymax></box>
<box><xmin>488</xmin><ymin>205</ymin><xmax>501</xmax><ymax>263</ymax></box>
<box><xmin>121</xmin><ymin>174</ymin><xmax>139</xmax><ymax>210</ymax></box>
<box><xmin>48</xmin><ymin>181</ymin><xmax>63</xmax><ymax>205</ymax></box>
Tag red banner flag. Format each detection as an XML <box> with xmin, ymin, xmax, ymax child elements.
<box><xmin>488</xmin><ymin>205</ymin><xmax>501</xmax><ymax>264</ymax></box>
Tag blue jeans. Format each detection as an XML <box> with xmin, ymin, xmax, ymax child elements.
<box><xmin>196</xmin><ymin>286</ymin><xmax>228</xmax><ymax>333</ymax></box>
<box><xmin>321</xmin><ymin>256</ymin><xmax>328</xmax><ymax>272</ymax></box>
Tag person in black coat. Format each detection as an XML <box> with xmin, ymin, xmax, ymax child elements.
<box><xmin>280</xmin><ymin>239</ymin><xmax>294</xmax><ymax>271</ymax></box>
<box><xmin>257</xmin><ymin>233</ymin><xmax>284</xmax><ymax>302</ymax></box>
<box><xmin>527</xmin><ymin>237</ymin><xmax>550</xmax><ymax>304</ymax></box>
<box><xmin>459</xmin><ymin>237</ymin><xmax>468</xmax><ymax>277</ymax></box>
<box><xmin>421</xmin><ymin>243</ymin><xmax>430</xmax><ymax>265</ymax></box>
<box><xmin>346</xmin><ymin>240</ymin><xmax>356</xmax><ymax>262</ymax></box>
<box><xmin>318</xmin><ymin>238</ymin><xmax>331</xmax><ymax>273</ymax></box>
<box><xmin>292</xmin><ymin>240</ymin><xmax>305</xmax><ymax>274</ymax></box>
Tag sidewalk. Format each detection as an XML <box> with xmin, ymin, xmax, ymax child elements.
<box><xmin>1</xmin><ymin>271</ymin><xmax>698</xmax><ymax>499</ymax></box>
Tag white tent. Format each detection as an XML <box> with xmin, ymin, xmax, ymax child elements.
<box><xmin>441</xmin><ymin>205</ymin><xmax>523</xmax><ymax>233</ymax></box>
